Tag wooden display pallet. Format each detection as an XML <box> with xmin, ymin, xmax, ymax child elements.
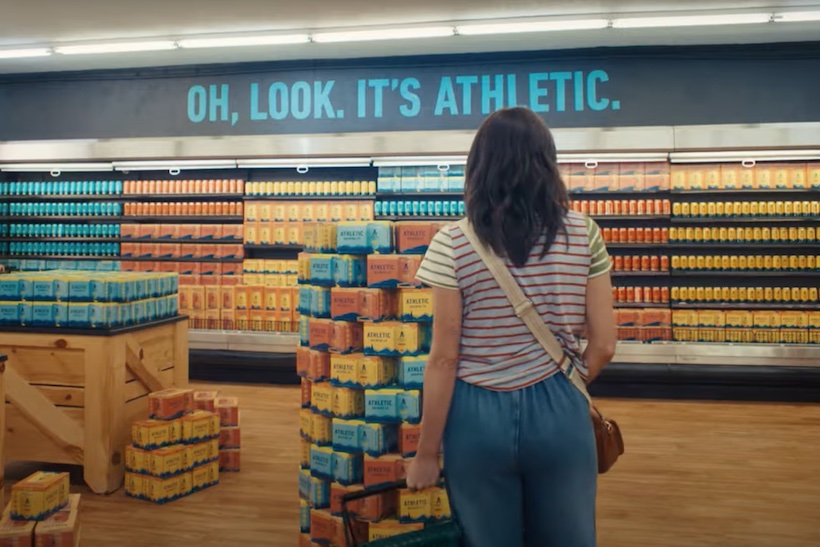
<box><xmin>0</xmin><ymin>316</ymin><xmax>188</xmax><ymax>494</ymax></box>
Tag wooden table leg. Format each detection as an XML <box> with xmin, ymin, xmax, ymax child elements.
<box><xmin>1</xmin><ymin>358</ymin><xmax>6</xmax><ymax>509</ymax></box>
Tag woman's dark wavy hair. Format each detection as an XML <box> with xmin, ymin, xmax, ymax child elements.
<box><xmin>465</xmin><ymin>107</ymin><xmax>569</xmax><ymax>268</ymax></box>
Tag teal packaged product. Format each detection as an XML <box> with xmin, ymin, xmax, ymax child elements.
<box><xmin>157</xmin><ymin>295</ymin><xmax>168</xmax><ymax>319</ymax></box>
<box><xmin>119</xmin><ymin>303</ymin><xmax>133</xmax><ymax>327</ymax></box>
<box><xmin>32</xmin><ymin>302</ymin><xmax>60</xmax><ymax>327</ymax></box>
<box><xmin>400</xmin><ymin>167</ymin><xmax>419</xmax><ymax>192</ymax></box>
<box><xmin>134</xmin><ymin>278</ymin><xmax>148</xmax><ymax>300</ymax></box>
<box><xmin>332</xmin><ymin>419</ymin><xmax>363</xmax><ymax>454</ymax></box>
<box><xmin>300</xmin><ymin>315</ymin><xmax>311</xmax><ymax>346</ymax></box>
<box><xmin>298</xmin><ymin>286</ymin><xmax>312</xmax><ymax>316</ymax></box>
<box><xmin>69</xmin><ymin>279</ymin><xmax>92</xmax><ymax>302</ymax></box>
<box><xmin>145</xmin><ymin>298</ymin><xmax>158</xmax><ymax>322</ymax></box>
<box><xmin>146</xmin><ymin>276</ymin><xmax>159</xmax><ymax>297</ymax></box>
<box><xmin>91</xmin><ymin>279</ymin><xmax>109</xmax><ymax>302</ymax></box>
<box><xmin>18</xmin><ymin>303</ymin><xmax>32</xmax><ymax>325</ymax></box>
<box><xmin>399</xmin><ymin>355</ymin><xmax>427</xmax><ymax>390</ymax></box>
<box><xmin>374</xmin><ymin>202</ymin><xmax>383</xmax><ymax>216</ymax></box>
<box><xmin>68</xmin><ymin>303</ymin><xmax>91</xmax><ymax>328</ymax></box>
<box><xmin>367</xmin><ymin>222</ymin><xmax>393</xmax><ymax>254</ymax></box>
<box><xmin>309</xmin><ymin>476</ymin><xmax>330</xmax><ymax>509</ymax></box>
<box><xmin>359</xmin><ymin>422</ymin><xmax>399</xmax><ymax>457</ymax></box>
<box><xmin>310</xmin><ymin>287</ymin><xmax>332</xmax><ymax>319</ymax></box>
<box><xmin>299</xmin><ymin>500</ymin><xmax>310</xmax><ymax>533</ymax></box>
<box><xmin>31</xmin><ymin>278</ymin><xmax>68</xmax><ymax>302</ymax></box>
<box><xmin>310</xmin><ymin>445</ymin><xmax>334</xmax><ymax>480</ymax></box>
<box><xmin>398</xmin><ymin>390</ymin><xmax>422</xmax><ymax>424</ymax></box>
<box><xmin>332</xmin><ymin>451</ymin><xmax>363</xmax><ymax>486</ymax></box>
<box><xmin>0</xmin><ymin>302</ymin><xmax>21</xmax><ymax>325</ymax></box>
<box><xmin>299</xmin><ymin>469</ymin><xmax>311</xmax><ymax>500</ymax></box>
<box><xmin>364</xmin><ymin>389</ymin><xmax>402</xmax><ymax>424</ymax></box>
<box><xmin>166</xmin><ymin>295</ymin><xmax>179</xmax><ymax>317</ymax></box>
<box><xmin>310</xmin><ymin>255</ymin><xmax>335</xmax><ymax>287</ymax></box>
<box><xmin>133</xmin><ymin>300</ymin><xmax>147</xmax><ymax>324</ymax></box>
<box><xmin>396</xmin><ymin>202</ymin><xmax>405</xmax><ymax>216</ymax></box>
<box><xmin>333</xmin><ymin>255</ymin><xmax>366</xmax><ymax>288</ymax></box>
<box><xmin>336</xmin><ymin>223</ymin><xmax>369</xmax><ymax>254</ymax></box>
<box><xmin>0</xmin><ymin>279</ymin><xmax>22</xmax><ymax>300</ymax></box>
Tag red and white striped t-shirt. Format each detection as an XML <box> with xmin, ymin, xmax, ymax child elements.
<box><xmin>416</xmin><ymin>211</ymin><xmax>610</xmax><ymax>391</ymax></box>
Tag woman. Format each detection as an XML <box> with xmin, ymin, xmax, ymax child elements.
<box><xmin>406</xmin><ymin>107</ymin><xmax>617</xmax><ymax>546</ymax></box>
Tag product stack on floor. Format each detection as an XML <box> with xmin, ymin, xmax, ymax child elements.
<box><xmin>124</xmin><ymin>388</ymin><xmax>242</xmax><ymax>504</ymax></box>
<box><xmin>0</xmin><ymin>472</ymin><xmax>81</xmax><ymax>547</ymax></box>
<box><xmin>296</xmin><ymin>220</ymin><xmax>453</xmax><ymax>546</ymax></box>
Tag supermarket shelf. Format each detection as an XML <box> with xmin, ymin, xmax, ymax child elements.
<box><xmin>243</xmin><ymin>195</ymin><xmax>375</xmax><ymax>201</ymax></box>
<box><xmin>244</xmin><ymin>244</ymin><xmax>304</xmax><ymax>252</ymax></box>
<box><xmin>672</xmin><ymin>302</ymin><xmax>818</xmax><ymax>311</ymax></box>
<box><xmin>123</xmin><ymin>216</ymin><xmax>243</xmax><ymax>224</ymax></box>
<box><xmin>612</xmin><ymin>271</ymin><xmax>670</xmax><ymax>277</ymax></box>
<box><xmin>122</xmin><ymin>238</ymin><xmax>242</xmax><ymax>244</ymax></box>
<box><xmin>0</xmin><ymin>194</ymin><xmax>124</xmax><ymax>202</ymax></box>
<box><xmin>590</xmin><ymin>215</ymin><xmax>670</xmax><ymax>221</ymax></box>
<box><xmin>0</xmin><ymin>216</ymin><xmax>122</xmax><ymax>223</ymax></box>
<box><xmin>377</xmin><ymin>192</ymin><xmax>463</xmax><ymax>198</ymax></box>
<box><xmin>609</xmin><ymin>341</ymin><xmax>820</xmax><ymax>367</ymax></box>
<box><xmin>0</xmin><ymin>315</ymin><xmax>187</xmax><ymax>337</ymax></box>
<box><xmin>188</xmin><ymin>329</ymin><xmax>299</xmax><ymax>353</ymax></box>
<box><xmin>671</xmin><ymin>188</ymin><xmax>818</xmax><ymax>194</ymax></box>
<box><xmin>570</xmin><ymin>190</ymin><xmax>671</xmax><ymax>197</ymax></box>
<box><xmin>614</xmin><ymin>303</ymin><xmax>670</xmax><ymax>309</ymax></box>
<box><xmin>122</xmin><ymin>257</ymin><xmax>243</xmax><ymax>263</ymax></box>
<box><xmin>0</xmin><ymin>237</ymin><xmax>120</xmax><ymax>243</ymax></box>
<box><xmin>375</xmin><ymin>215</ymin><xmax>463</xmax><ymax>221</ymax></box>
<box><xmin>0</xmin><ymin>255</ymin><xmax>118</xmax><ymax>261</ymax></box>
<box><xmin>669</xmin><ymin>243</ymin><xmax>820</xmax><ymax>249</ymax></box>
<box><xmin>671</xmin><ymin>216</ymin><xmax>819</xmax><ymax>223</ymax></box>
<box><xmin>672</xmin><ymin>271</ymin><xmax>820</xmax><ymax>277</ymax></box>
<box><xmin>123</xmin><ymin>194</ymin><xmax>243</xmax><ymax>201</ymax></box>
<box><xmin>606</xmin><ymin>243</ymin><xmax>668</xmax><ymax>249</ymax></box>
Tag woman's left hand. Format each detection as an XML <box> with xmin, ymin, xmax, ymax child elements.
<box><xmin>406</xmin><ymin>454</ymin><xmax>441</xmax><ymax>491</ymax></box>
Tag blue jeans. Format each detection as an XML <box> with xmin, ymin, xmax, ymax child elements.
<box><xmin>443</xmin><ymin>374</ymin><xmax>597</xmax><ymax>547</ymax></box>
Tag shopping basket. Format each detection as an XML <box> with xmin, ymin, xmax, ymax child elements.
<box><xmin>341</xmin><ymin>479</ymin><xmax>462</xmax><ymax>547</ymax></box>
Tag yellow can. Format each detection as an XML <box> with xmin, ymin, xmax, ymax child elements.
<box><xmin>730</xmin><ymin>255</ymin><xmax>739</xmax><ymax>270</ymax></box>
<box><xmin>788</xmin><ymin>228</ymin><xmax>798</xmax><ymax>242</ymax></box>
<box><xmin>321</xmin><ymin>181</ymin><xmax>331</xmax><ymax>195</ymax></box>
<box><xmin>722</xmin><ymin>287</ymin><xmax>731</xmax><ymax>301</ymax></box>
<box><xmin>703</xmin><ymin>227</ymin><xmax>713</xmax><ymax>241</ymax></box>
<box><xmin>807</xmin><ymin>227</ymin><xmax>816</xmax><ymax>242</ymax></box>
<box><xmin>672</xmin><ymin>202</ymin><xmax>682</xmax><ymax>216</ymax></box>
<box><xmin>800</xmin><ymin>287</ymin><xmax>810</xmax><ymax>302</ymax></box>
<box><xmin>754</xmin><ymin>287</ymin><xmax>764</xmax><ymax>302</ymax></box>
<box><xmin>707</xmin><ymin>202</ymin><xmax>717</xmax><ymax>216</ymax></box>
<box><xmin>730</xmin><ymin>287</ymin><xmax>739</xmax><ymax>302</ymax></box>
<box><xmin>717</xmin><ymin>227</ymin><xmax>727</xmax><ymax>242</ymax></box>
<box><xmin>669</xmin><ymin>227</ymin><xmax>679</xmax><ymax>242</ymax></box>
<box><xmin>671</xmin><ymin>256</ymin><xmax>681</xmax><ymax>270</ymax></box>
<box><xmin>798</xmin><ymin>227</ymin><xmax>807</xmax><ymax>242</ymax></box>
<box><xmin>721</xmin><ymin>256</ymin><xmax>731</xmax><ymax>270</ymax></box>
<box><xmin>744</xmin><ymin>227</ymin><xmax>755</xmax><ymax>241</ymax></box>
<box><xmin>696</xmin><ymin>256</ymin><xmax>706</xmax><ymax>270</ymax></box>
<box><xmin>715</xmin><ymin>202</ymin><xmax>725</xmax><ymax>216</ymax></box>
<box><xmin>761</xmin><ymin>227</ymin><xmax>771</xmax><ymax>242</ymax></box>
<box><xmin>811</xmin><ymin>201</ymin><xmax>819</xmax><ymax>216</ymax></box>
<box><xmin>794</xmin><ymin>201</ymin><xmax>803</xmax><ymax>216</ymax></box>
<box><xmin>685</xmin><ymin>227</ymin><xmax>695</xmax><ymax>242</ymax></box>
<box><xmin>330</xmin><ymin>181</ymin><xmax>339</xmax><ymax>195</ymax></box>
<box><xmin>694</xmin><ymin>227</ymin><xmax>704</xmax><ymax>241</ymax></box>
<box><xmin>789</xmin><ymin>255</ymin><xmax>799</xmax><ymax>270</ymax></box>
<box><xmin>799</xmin><ymin>255</ymin><xmax>807</xmax><ymax>270</ymax></box>
<box><xmin>731</xmin><ymin>202</ymin><xmax>742</xmax><ymax>216</ymax></box>
<box><xmin>784</xmin><ymin>201</ymin><xmax>794</xmax><ymax>216</ymax></box>
<box><xmin>704</xmin><ymin>256</ymin><xmax>714</xmax><ymax>270</ymax></box>
<box><xmin>753</xmin><ymin>227</ymin><xmax>762</xmax><ymax>242</ymax></box>
<box><xmin>705</xmin><ymin>287</ymin><xmax>714</xmax><ymax>302</ymax></box>
<box><xmin>750</xmin><ymin>201</ymin><xmax>759</xmax><ymax>216</ymax></box>
<box><xmin>739</xmin><ymin>256</ymin><xmax>748</xmax><ymax>270</ymax></box>
<box><xmin>781</xmin><ymin>288</ymin><xmax>792</xmax><ymax>303</ymax></box>
<box><xmin>671</xmin><ymin>287</ymin><xmax>680</xmax><ymax>301</ymax></box>
<box><xmin>306</xmin><ymin>181</ymin><xmax>316</xmax><ymax>195</ymax></box>
<box><xmin>754</xmin><ymin>256</ymin><xmax>764</xmax><ymax>270</ymax></box>
<box><xmin>809</xmin><ymin>287</ymin><xmax>818</xmax><ymax>302</ymax></box>
<box><xmin>696</xmin><ymin>287</ymin><xmax>705</xmax><ymax>302</ymax></box>
<box><xmin>681</xmin><ymin>202</ymin><xmax>691</xmax><ymax>217</ymax></box>
<box><xmin>764</xmin><ymin>287</ymin><xmax>773</xmax><ymax>302</ymax></box>
<box><xmin>728</xmin><ymin>227</ymin><xmax>737</xmax><ymax>241</ymax></box>
<box><xmin>764</xmin><ymin>255</ymin><xmax>773</xmax><ymax>270</ymax></box>
<box><xmin>779</xmin><ymin>227</ymin><xmax>789</xmax><ymax>241</ymax></box>
<box><xmin>808</xmin><ymin>256</ymin><xmax>816</xmax><ymax>270</ymax></box>
<box><xmin>738</xmin><ymin>287</ymin><xmax>748</xmax><ymax>302</ymax></box>
<box><xmin>699</xmin><ymin>203</ymin><xmax>709</xmax><ymax>217</ymax></box>
<box><xmin>767</xmin><ymin>201</ymin><xmax>777</xmax><ymax>216</ymax></box>
<box><xmin>344</xmin><ymin>181</ymin><xmax>354</xmax><ymax>195</ymax></box>
<box><xmin>791</xmin><ymin>287</ymin><xmax>801</xmax><ymax>302</ymax></box>
<box><xmin>741</xmin><ymin>201</ymin><xmax>751</xmax><ymax>217</ymax></box>
<box><xmin>775</xmin><ymin>201</ymin><xmax>785</xmax><ymax>216</ymax></box>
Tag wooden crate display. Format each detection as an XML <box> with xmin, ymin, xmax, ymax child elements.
<box><xmin>1</xmin><ymin>318</ymin><xmax>188</xmax><ymax>494</ymax></box>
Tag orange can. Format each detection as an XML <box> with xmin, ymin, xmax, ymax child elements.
<box><xmin>626</xmin><ymin>287</ymin><xmax>635</xmax><ymax>302</ymax></box>
<box><xmin>207</xmin><ymin>202</ymin><xmax>216</xmax><ymax>216</ymax></box>
<box><xmin>617</xmin><ymin>287</ymin><xmax>627</xmax><ymax>302</ymax></box>
<box><xmin>619</xmin><ymin>228</ymin><xmax>628</xmax><ymax>242</ymax></box>
<box><xmin>229</xmin><ymin>202</ymin><xmax>238</xmax><ymax>216</ymax></box>
<box><xmin>613</xmin><ymin>256</ymin><xmax>624</xmax><ymax>271</ymax></box>
<box><xmin>613</xmin><ymin>200</ymin><xmax>622</xmax><ymax>215</ymax></box>
<box><xmin>192</xmin><ymin>202</ymin><xmax>201</xmax><ymax>216</ymax></box>
<box><xmin>662</xmin><ymin>200</ymin><xmax>671</xmax><ymax>215</ymax></box>
<box><xmin>160</xmin><ymin>202</ymin><xmax>170</xmax><ymax>216</ymax></box>
<box><xmin>634</xmin><ymin>287</ymin><xmax>643</xmax><ymax>302</ymax></box>
<box><xmin>641</xmin><ymin>256</ymin><xmax>650</xmax><ymax>271</ymax></box>
<box><xmin>215</xmin><ymin>202</ymin><xmax>224</xmax><ymax>215</ymax></box>
<box><xmin>604</xmin><ymin>200</ymin><xmax>614</xmax><ymax>215</ymax></box>
<box><xmin>654</xmin><ymin>200</ymin><xmax>663</xmax><ymax>215</ymax></box>
<box><xmin>194</xmin><ymin>180</ymin><xmax>204</xmax><ymax>193</ymax></box>
<box><xmin>623</xmin><ymin>256</ymin><xmax>633</xmax><ymax>271</ymax></box>
<box><xmin>627</xmin><ymin>228</ymin><xmax>637</xmax><ymax>243</ymax></box>
<box><xmin>174</xmin><ymin>203</ymin><xmax>183</xmax><ymax>215</ymax></box>
<box><xmin>580</xmin><ymin>201</ymin><xmax>589</xmax><ymax>215</ymax></box>
<box><xmin>636</xmin><ymin>228</ymin><xmax>645</xmax><ymax>243</ymax></box>
<box><xmin>661</xmin><ymin>228</ymin><xmax>669</xmax><ymax>243</ymax></box>
<box><xmin>602</xmin><ymin>228</ymin><xmax>612</xmax><ymax>242</ymax></box>
<box><xmin>159</xmin><ymin>180</ymin><xmax>168</xmax><ymax>194</ymax></box>
<box><xmin>650</xmin><ymin>256</ymin><xmax>659</xmax><ymax>271</ymax></box>
<box><xmin>147</xmin><ymin>202</ymin><xmax>157</xmax><ymax>216</ymax></box>
<box><xmin>645</xmin><ymin>200</ymin><xmax>655</xmax><ymax>215</ymax></box>
<box><xmin>636</xmin><ymin>200</ymin><xmax>646</xmax><ymax>215</ymax></box>
<box><xmin>207</xmin><ymin>179</ymin><xmax>216</xmax><ymax>194</ymax></box>
<box><xmin>652</xmin><ymin>287</ymin><xmax>662</xmax><ymax>303</ymax></box>
<box><xmin>661</xmin><ymin>287</ymin><xmax>670</xmax><ymax>303</ymax></box>
<box><xmin>628</xmin><ymin>200</ymin><xmax>638</xmax><ymax>215</ymax></box>
<box><xmin>661</xmin><ymin>256</ymin><xmax>669</xmax><ymax>271</ymax></box>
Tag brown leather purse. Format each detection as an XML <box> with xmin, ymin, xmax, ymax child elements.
<box><xmin>458</xmin><ymin>219</ymin><xmax>624</xmax><ymax>473</ymax></box>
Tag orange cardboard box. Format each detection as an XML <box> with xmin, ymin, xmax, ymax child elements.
<box><xmin>308</xmin><ymin>350</ymin><xmax>331</xmax><ymax>381</ymax></box>
<box><xmin>220</xmin><ymin>244</ymin><xmax>243</xmax><ymax>260</ymax></box>
<box><xmin>287</xmin><ymin>224</ymin><xmax>303</xmax><ymax>246</ymax></box>
<box><xmin>191</xmin><ymin>287</ymin><xmax>205</xmax><ymax>311</ymax></box>
<box><xmin>219</xmin><ymin>426</ymin><xmax>241</xmax><ymax>449</ymax></box>
<box><xmin>220</xmin><ymin>310</ymin><xmax>236</xmax><ymax>330</ymax></box>
<box><xmin>277</xmin><ymin>289</ymin><xmax>295</xmax><ymax>322</ymax></box>
<box><xmin>258</xmin><ymin>224</ymin><xmax>272</xmax><ymax>245</ymax></box>
<box><xmin>178</xmin><ymin>287</ymin><xmax>192</xmax><ymax>311</ymax></box>
<box><xmin>400</xmin><ymin>423</ymin><xmax>421</xmax><ymax>458</ymax></box>
<box><xmin>235</xmin><ymin>310</ymin><xmax>250</xmax><ymax>331</ymax></box>
<box><xmin>205</xmin><ymin>309</ymin><xmax>221</xmax><ymax>330</ymax></box>
<box><xmin>330</xmin><ymin>483</ymin><xmax>364</xmax><ymax>516</ymax></box>
<box><xmin>201</xmin><ymin>225</ymin><xmax>223</xmax><ymax>241</ymax></box>
<box><xmin>32</xmin><ymin>493</ymin><xmax>81</xmax><ymax>547</ymax></box>
<box><xmin>120</xmin><ymin>224</ymin><xmax>139</xmax><ymax>239</ymax></box>
<box><xmin>219</xmin><ymin>449</ymin><xmax>240</xmax><ymax>472</ymax></box>
<box><xmin>616</xmin><ymin>163</ymin><xmax>646</xmax><ymax>192</ymax></box>
<box><xmin>198</xmin><ymin>273</ymin><xmax>220</xmax><ymax>284</ymax></box>
<box><xmin>215</xmin><ymin>397</ymin><xmax>240</xmax><ymax>427</ymax></box>
<box><xmin>249</xmin><ymin>286</ymin><xmax>265</xmax><ymax>310</ymax></box>
<box><xmin>394</xmin><ymin>223</ymin><xmax>435</xmax><ymax>255</ymax></box>
<box><xmin>235</xmin><ymin>286</ymin><xmax>250</xmax><ymax>310</ymax></box>
<box><xmin>221</xmin><ymin>287</ymin><xmax>236</xmax><ymax>311</ymax></box>
<box><xmin>0</xmin><ymin>506</ymin><xmax>36</xmax><ymax>545</ymax></box>
<box><xmin>300</xmin><ymin>378</ymin><xmax>311</xmax><ymax>407</ymax></box>
<box><xmin>158</xmin><ymin>244</ymin><xmax>181</xmax><ymax>258</ymax></box>
<box><xmin>248</xmin><ymin>310</ymin><xmax>265</xmax><ymax>331</ymax></box>
<box><xmin>259</xmin><ymin>203</ymin><xmax>272</xmax><ymax>222</ymax></box>
<box><xmin>367</xmin><ymin>256</ymin><xmax>423</xmax><ymax>288</ymax></box>
<box><xmin>138</xmin><ymin>225</ymin><xmax>161</xmax><ymax>240</ymax></box>
<box><xmin>193</xmin><ymin>391</ymin><xmax>219</xmax><ymax>412</ymax></box>
<box><xmin>358</xmin><ymin>490</ymin><xmax>399</xmax><ymax>522</ymax></box>
<box><xmin>297</xmin><ymin>346</ymin><xmax>311</xmax><ymax>377</ymax></box>
<box><xmin>149</xmin><ymin>388</ymin><xmax>194</xmax><ymax>420</ymax></box>
<box><xmin>330</xmin><ymin>321</ymin><xmax>364</xmax><ymax>354</ymax></box>
<box><xmin>244</xmin><ymin>224</ymin><xmax>258</xmax><ymax>245</ymax></box>
<box><xmin>364</xmin><ymin>455</ymin><xmax>406</xmax><ymax>487</ymax></box>
<box><xmin>199</xmin><ymin>244</ymin><xmax>218</xmax><ymax>259</ymax></box>
<box><xmin>222</xmin><ymin>224</ymin><xmax>244</xmax><ymax>241</ymax></box>
<box><xmin>120</xmin><ymin>261</ymin><xmax>137</xmax><ymax>272</ymax></box>
<box><xmin>222</xmin><ymin>263</ymin><xmax>243</xmax><ymax>277</ymax></box>
<box><xmin>309</xmin><ymin>319</ymin><xmax>333</xmax><ymax>351</ymax></box>
<box><xmin>205</xmin><ymin>286</ymin><xmax>221</xmax><ymax>310</ymax></box>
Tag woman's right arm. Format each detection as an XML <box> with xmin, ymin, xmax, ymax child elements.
<box><xmin>584</xmin><ymin>272</ymin><xmax>617</xmax><ymax>382</ymax></box>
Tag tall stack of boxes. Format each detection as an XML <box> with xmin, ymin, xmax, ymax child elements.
<box><xmin>297</xmin><ymin>220</ymin><xmax>453</xmax><ymax>546</ymax></box>
<box><xmin>214</xmin><ymin>397</ymin><xmax>241</xmax><ymax>472</ymax></box>
<box><xmin>0</xmin><ymin>472</ymin><xmax>81</xmax><ymax>547</ymax></box>
<box><xmin>125</xmin><ymin>389</ymin><xmax>220</xmax><ymax>504</ymax></box>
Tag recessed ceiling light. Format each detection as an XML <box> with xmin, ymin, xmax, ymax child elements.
<box><xmin>178</xmin><ymin>35</ymin><xmax>310</xmax><ymax>48</ymax></box>
<box><xmin>55</xmin><ymin>41</ymin><xmax>178</xmax><ymax>55</ymax></box>
<box><xmin>457</xmin><ymin>19</ymin><xmax>610</xmax><ymax>35</ymax></box>
<box><xmin>0</xmin><ymin>48</ymin><xmax>52</xmax><ymax>59</ymax></box>
<box><xmin>775</xmin><ymin>11</ymin><xmax>820</xmax><ymax>22</ymax></box>
<box><xmin>612</xmin><ymin>13</ymin><xmax>771</xmax><ymax>28</ymax></box>
<box><xmin>313</xmin><ymin>26</ymin><xmax>454</xmax><ymax>43</ymax></box>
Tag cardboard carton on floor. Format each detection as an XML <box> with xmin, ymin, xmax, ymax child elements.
<box><xmin>0</xmin><ymin>503</ymin><xmax>36</xmax><ymax>547</ymax></box>
<box><xmin>33</xmin><ymin>494</ymin><xmax>81</xmax><ymax>547</ymax></box>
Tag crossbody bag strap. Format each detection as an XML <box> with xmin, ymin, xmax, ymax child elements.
<box><xmin>456</xmin><ymin>219</ymin><xmax>592</xmax><ymax>406</ymax></box>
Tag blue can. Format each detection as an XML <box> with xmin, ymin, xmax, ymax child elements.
<box><xmin>396</xmin><ymin>201</ymin><xmax>405</xmax><ymax>216</ymax></box>
<box><xmin>442</xmin><ymin>201</ymin><xmax>451</xmax><ymax>216</ymax></box>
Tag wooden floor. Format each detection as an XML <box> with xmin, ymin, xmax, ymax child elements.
<box><xmin>5</xmin><ymin>384</ymin><xmax>820</xmax><ymax>547</ymax></box>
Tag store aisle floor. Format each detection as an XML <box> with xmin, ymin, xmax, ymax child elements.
<box><xmin>5</xmin><ymin>383</ymin><xmax>820</xmax><ymax>547</ymax></box>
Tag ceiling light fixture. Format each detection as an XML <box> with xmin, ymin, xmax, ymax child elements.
<box><xmin>313</xmin><ymin>26</ymin><xmax>455</xmax><ymax>43</ymax></box>
<box><xmin>178</xmin><ymin>34</ymin><xmax>310</xmax><ymax>48</ymax></box>
<box><xmin>457</xmin><ymin>19</ymin><xmax>610</xmax><ymax>35</ymax></box>
<box><xmin>55</xmin><ymin>41</ymin><xmax>178</xmax><ymax>55</ymax></box>
<box><xmin>612</xmin><ymin>13</ymin><xmax>771</xmax><ymax>29</ymax></box>
<box><xmin>670</xmin><ymin>150</ymin><xmax>820</xmax><ymax>163</ymax></box>
<box><xmin>775</xmin><ymin>10</ymin><xmax>820</xmax><ymax>22</ymax></box>
<box><xmin>0</xmin><ymin>162</ymin><xmax>114</xmax><ymax>172</ymax></box>
<box><xmin>238</xmin><ymin>158</ymin><xmax>372</xmax><ymax>168</ymax></box>
<box><xmin>372</xmin><ymin>156</ymin><xmax>468</xmax><ymax>167</ymax></box>
<box><xmin>0</xmin><ymin>48</ymin><xmax>52</xmax><ymax>59</ymax></box>
<box><xmin>112</xmin><ymin>159</ymin><xmax>236</xmax><ymax>171</ymax></box>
